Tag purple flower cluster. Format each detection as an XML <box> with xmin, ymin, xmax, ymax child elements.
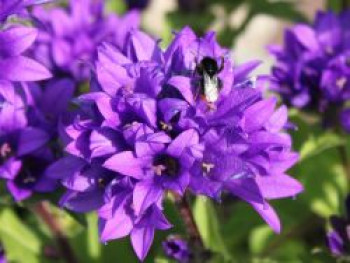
<box><xmin>47</xmin><ymin>26</ymin><xmax>302</xmax><ymax>260</ymax></box>
<box><xmin>163</xmin><ymin>236</ymin><xmax>191</xmax><ymax>262</ymax></box>
<box><xmin>0</xmin><ymin>0</ymin><xmax>64</xmax><ymax>201</ymax></box>
<box><xmin>32</xmin><ymin>0</ymin><xmax>140</xmax><ymax>82</ymax></box>
<box><xmin>327</xmin><ymin>195</ymin><xmax>350</xmax><ymax>257</ymax></box>
<box><xmin>270</xmin><ymin>11</ymin><xmax>350</xmax><ymax>131</ymax></box>
<box><xmin>0</xmin><ymin>80</ymin><xmax>74</xmax><ymax>201</ymax></box>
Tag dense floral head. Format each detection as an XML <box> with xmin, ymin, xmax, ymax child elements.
<box><xmin>270</xmin><ymin>11</ymin><xmax>350</xmax><ymax>131</ymax></box>
<box><xmin>31</xmin><ymin>0</ymin><xmax>140</xmax><ymax>82</ymax></box>
<box><xmin>327</xmin><ymin>195</ymin><xmax>350</xmax><ymax>257</ymax></box>
<box><xmin>163</xmin><ymin>236</ymin><xmax>191</xmax><ymax>262</ymax></box>
<box><xmin>49</xmin><ymin>26</ymin><xmax>302</xmax><ymax>260</ymax></box>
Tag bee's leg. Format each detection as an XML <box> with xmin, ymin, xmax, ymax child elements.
<box><xmin>218</xmin><ymin>78</ymin><xmax>223</xmax><ymax>91</ymax></box>
<box><xmin>218</xmin><ymin>56</ymin><xmax>225</xmax><ymax>73</ymax></box>
<box><xmin>193</xmin><ymin>79</ymin><xmax>204</xmax><ymax>101</ymax></box>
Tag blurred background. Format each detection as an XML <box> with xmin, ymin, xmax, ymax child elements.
<box><xmin>140</xmin><ymin>0</ymin><xmax>326</xmax><ymax>74</ymax></box>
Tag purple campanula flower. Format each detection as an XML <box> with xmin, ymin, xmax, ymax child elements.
<box><xmin>327</xmin><ymin>195</ymin><xmax>350</xmax><ymax>257</ymax></box>
<box><xmin>0</xmin><ymin>78</ymin><xmax>73</xmax><ymax>201</ymax></box>
<box><xmin>270</xmin><ymin>11</ymin><xmax>350</xmax><ymax>132</ymax></box>
<box><xmin>31</xmin><ymin>0</ymin><xmax>140</xmax><ymax>82</ymax></box>
<box><xmin>0</xmin><ymin>0</ymin><xmax>70</xmax><ymax>202</ymax></box>
<box><xmin>50</xmin><ymin>26</ymin><xmax>302</xmax><ymax>260</ymax></box>
<box><xmin>163</xmin><ymin>236</ymin><xmax>191</xmax><ymax>262</ymax></box>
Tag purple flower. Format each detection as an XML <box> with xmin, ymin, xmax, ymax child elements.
<box><xmin>270</xmin><ymin>11</ymin><xmax>350</xmax><ymax>131</ymax></box>
<box><xmin>163</xmin><ymin>236</ymin><xmax>191</xmax><ymax>262</ymax></box>
<box><xmin>32</xmin><ymin>0</ymin><xmax>140</xmax><ymax>82</ymax></box>
<box><xmin>52</xmin><ymin>26</ymin><xmax>302</xmax><ymax>260</ymax></box>
<box><xmin>0</xmin><ymin>79</ymin><xmax>72</xmax><ymax>201</ymax></box>
<box><xmin>327</xmin><ymin>195</ymin><xmax>350</xmax><ymax>256</ymax></box>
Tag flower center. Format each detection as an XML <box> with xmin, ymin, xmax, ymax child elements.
<box><xmin>153</xmin><ymin>154</ymin><xmax>180</xmax><ymax>177</ymax></box>
<box><xmin>325</xmin><ymin>46</ymin><xmax>334</xmax><ymax>55</ymax></box>
<box><xmin>336</xmin><ymin>77</ymin><xmax>347</xmax><ymax>89</ymax></box>
<box><xmin>202</xmin><ymin>162</ymin><xmax>214</xmax><ymax>174</ymax></box>
<box><xmin>167</xmin><ymin>241</ymin><xmax>181</xmax><ymax>253</ymax></box>
<box><xmin>0</xmin><ymin>143</ymin><xmax>12</xmax><ymax>165</ymax></box>
<box><xmin>14</xmin><ymin>156</ymin><xmax>49</xmax><ymax>189</ymax></box>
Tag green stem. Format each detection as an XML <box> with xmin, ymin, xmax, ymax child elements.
<box><xmin>338</xmin><ymin>145</ymin><xmax>350</xmax><ymax>190</ymax></box>
<box><xmin>260</xmin><ymin>215</ymin><xmax>324</xmax><ymax>257</ymax></box>
<box><xmin>34</xmin><ymin>202</ymin><xmax>78</xmax><ymax>263</ymax></box>
<box><xmin>173</xmin><ymin>193</ymin><xmax>208</xmax><ymax>262</ymax></box>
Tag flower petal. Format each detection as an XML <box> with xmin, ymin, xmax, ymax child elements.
<box><xmin>0</xmin><ymin>27</ymin><xmax>37</xmax><ymax>56</ymax></box>
<box><xmin>103</xmin><ymin>151</ymin><xmax>146</xmax><ymax>178</ymax></box>
<box><xmin>0</xmin><ymin>56</ymin><xmax>52</xmax><ymax>81</ymax></box>
<box><xmin>133</xmin><ymin>179</ymin><xmax>163</xmax><ymax>216</ymax></box>
<box><xmin>17</xmin><ymin>127</ymin><xmax>49</xmax><ymax>156</ymax></box>
<box><xmin>256</xmin><ymin>174</ymin><xmax>303</xmax><ymax>200</ymax></box>
<box><xmin>131</xmin><ymin>226</ymin><xmax>155</xmax><ymax>261</ymax></box>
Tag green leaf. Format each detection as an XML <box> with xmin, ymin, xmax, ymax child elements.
<box><xmin>193</xmin><ymin>196</ymin><xmax>231</xmax><ymax>260</ymax></box>
<box><xmin>249</xmin><ymin>0</ymin><xmax>307</xmax><ymax>22</ymax></box>
<box><xmin>249</xmin><ymin>225</ymin><xmax>274</xmax><ymax>254</ymax></box>
<box><xmin>0</xmin><ymin>208</ymin><xmax>42</xmax><ymax>263</ymax></box>
<box><xmin>167</xmin><ymin>11</ymin><xmax>214</xmax><ymax>36</ymax></box>
<box><xmin>327</xmin><ymin>0</ymin><xmax>342</xmax><ymax>12</ymax></box>
<box><xmin>106</xmin><ymin>0</ymin><xmax>126</xmax><ymax>14</ymax></box>
<box><xmin>86</xmin><ymin>213</ymin><xmax>101</xmax><ymax>260</ymax></box>
<box><xmin>299</xmin><ymin>132</ymin><xmax>345</xmax><ymax>162</ymax></box>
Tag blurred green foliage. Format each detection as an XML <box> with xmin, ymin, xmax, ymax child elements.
<box><xmin>167</xmin><ymin>0</ymin><xmax>307</xmax><ymax>47</ymax></box>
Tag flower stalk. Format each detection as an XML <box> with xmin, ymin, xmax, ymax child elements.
<box><xmin>33</xmin><ymin>201</ymin><xmax>78</xmax><ymax>263</ymax></box>
<box><xmin>342</xmin><ymin>0</ymin><xmax>350</xmax><ymax>9</ymax></box>
<box><xmin>173</xmin><ymin>193</ymin><xmax>208</xmax><ymax>262</ymax></box>
<box><xmin>338</xmin><ymin>145</ymin><xmax>350</xmax><ymax>187</ymax></box>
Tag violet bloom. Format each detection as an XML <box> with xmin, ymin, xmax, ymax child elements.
<box><xmin>327</xmin><ymin>195</ymin><xmax>350</xmax><ymax>256</ymax></box>
<box><xmin>32</xmin><ymin>0</ymin><xmax>140</xmax><ymax>82</ymax></box>
<box><xmin>50</xmin><ymin>26</ymin><xmax>302</xmax><ymax>260</ymax></box>
<box><xmin>0</xmin><ymin>79</ymin><xmax>73</xmax><ymax>201</ymax></box>
<box><xmin>163</xmin><ymin>236</ymin><xmax>191</xmax><ymax>262</ymax></box>
<box><xmin>270</xmin><ymin>11</ymin><xmax>350</xmax><ymax>131</ymax></box>
<box><xmin>162</xmin><ymin>27</ymin><xmax>302</xmax><ymax>233</ymax></box>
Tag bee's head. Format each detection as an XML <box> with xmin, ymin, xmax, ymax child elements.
<box><xmin>200</xmin><ymin>57</ymin><xmax>219</xmax><ymax>77</ymax></box>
